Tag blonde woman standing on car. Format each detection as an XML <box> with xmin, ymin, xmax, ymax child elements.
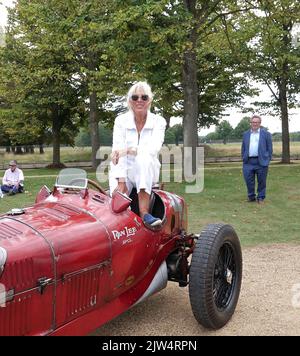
<box><xmin>109</xmin><ymin>81</ymin><xmax>166</xmax><ymax>227</ymax></box>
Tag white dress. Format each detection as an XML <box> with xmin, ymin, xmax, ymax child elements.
<box><xmin>109</xmin><ymin>110</ymin><xmax>166</xmax><ymax>195</ymax></box>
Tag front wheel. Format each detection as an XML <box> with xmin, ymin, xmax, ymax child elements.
<box><xmin>189</xmin><ymin>224</ymin><xmax>242</xmax><ymax>329</ymax></box>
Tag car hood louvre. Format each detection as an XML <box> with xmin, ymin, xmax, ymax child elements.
<box><xmin>0</xmin><ymin>222</ymin><xmax>23</xmax><ymax>240</ymax></box>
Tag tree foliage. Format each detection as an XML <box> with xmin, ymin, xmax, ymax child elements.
<box><xmin>0</xmin><ymin>0</ymin><xmax>88</xmax><ymax>165</ymax></box>
<box><xmin>224</xmin><ymin>0</ymin><xmax>300</xmax><ymax>162</ymax></box>
<box><xmin>1</xmin><ymin>0</ymin><xmax>298</xmax><ymax>166</ymax></box>
<box><xmin>215</xmin><ymin>120</ymin><xmax>234</xmax><ymax>144</ymax></box>
<box><xmin>164</xmin><ymin>124</ymin><xmax>183</xmax><ymax>145</ymax></box>
<box><xmin>75</xmin><ymin>124</ymin><xmax>113</xmax><ymax>147</ymax></box>
<box><xmin>232</xmin><ymin>117</ymin><xmax>250</xmax><ymax>139</ymax></box>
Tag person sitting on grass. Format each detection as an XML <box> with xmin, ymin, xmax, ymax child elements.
<box><xmin>1</xmin><ymin>160</ymin><xmax>24</xmax><ymax>196</ymax></box>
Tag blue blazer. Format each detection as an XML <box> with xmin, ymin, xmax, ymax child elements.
<box><xmin>241</xmin><ymin>128</ymin><xmax>273</xmax><ymax>167</ymax></box>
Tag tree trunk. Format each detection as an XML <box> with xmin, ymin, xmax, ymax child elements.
<box><xmin>163</xmin><ymin>113</ymin><xmax>171</xmax><ymax>130</ymax></box>
<box><xmin>24</xmin><ymin>146</ymin><xmax>34</xmax><ymax>153</ymax></box>
<box><xmin>278</xmin><ymin>55</ymin><xmax>290</xmax><ymax>164</ymax></box>
<box><xmin>39</xmin><ymin>144</ymin><xmax>44</xmax><ymax>154</ymax></box>
<box><xmin>182</xmin><ymin>1</ymin><xmax>199</xmax><ymax>175</ymax></box>
<box><xmin>52</xmin><ymin>106</ymin><xmax>61</xmax><ymax>166</ymax></box>
<box><xmin>15</xmin><ymin>146</ymin><xmax>23</xmax><ymax>154</ymax></box>
<box><xmin>89</xmin><ymin>91</ymin><xmax>100</xmax><ymax>170</ymax></box>
<box><xmin>279</xmin><ymin>28</ymin><xmax>291</xmax><ymax>164</ymax></box>
<box><xmin>279</xmin><ymin>84</ymin><xmax>290</xmax><ymax>163</ymax></box>
<box><xmin>183</xmin><ymin>48</ymin><xmax>199</xmax><ymax>174</ymax></box>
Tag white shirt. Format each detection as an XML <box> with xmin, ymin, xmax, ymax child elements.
<box><xmin>110</xmin><ymin>111</ymin><xmax>166</xmax><ymax>179</ymax></box>
<box><xmin>2</xmin><ymin>167</ymin><xmax>24</xmax><ymax>185</ymax></box>
<box><xmin>249</xmin><ymin>128</ymin><xmax>260</xmax><ymax>157</ymax></box>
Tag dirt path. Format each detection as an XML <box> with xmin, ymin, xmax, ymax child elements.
<box><xmin>92</xmin><ymin>244</ymin><xmax>300</xmax><ymax>336</ymax></box>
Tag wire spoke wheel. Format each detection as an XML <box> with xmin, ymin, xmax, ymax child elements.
<box><xmin>189</xmin><ymin>224</ymin><xmax>242</xmax><ymax>329</ymax></box>
<box><xmin>213</xmin><ymin>243</ymin><xmax>236</xmax><ymax>310</ymax></box>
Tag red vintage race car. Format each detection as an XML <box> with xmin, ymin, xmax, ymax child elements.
<box><xmin>0</xmin><ymin>168</ymin><xmax>242</xmax><ymax>336</ymax></box>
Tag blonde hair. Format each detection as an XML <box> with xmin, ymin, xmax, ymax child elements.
<box><xmin>127</xmin><ymin>81</ymin><xmax>153</xmax><ymax>110</ymax></box>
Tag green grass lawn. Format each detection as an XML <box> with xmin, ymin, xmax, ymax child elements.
<box><xmin>0</xmin><ymin>146</ymin><xmax>93</xmax><ymax>164</ymax></box>
<box><xmin>204</xmin><ymin>141</ymin><xmax>300</xmax><ymax>158</ymax></box>
<box><xmin>165</xmin><ymin>163</ymin><xmax>300</xmax><ymax>246</ymax></box>
<box><xmin>1</xmin><ymin>142</ymin><xmax>300</xmax><ymax>165</ymax></box>
<box><xmin>1</xmin><ymin>164</ymin><xmax>299</xmax><ymax>247</ymax></box>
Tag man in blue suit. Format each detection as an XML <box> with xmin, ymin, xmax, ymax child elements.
<box><xmin>241</xmin><ymin>115</ymin><xmax>273</xmax><ymax>204</ymax></box>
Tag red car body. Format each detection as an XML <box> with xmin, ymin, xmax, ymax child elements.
<box><xmin>0</xmin><ymin>176</ymin><xmax>188</xmax><ymax>336</ymax></box>
<box><xmin>0</xmin><ymin>169</ymin><xmax>242</xmax><ymax>335</ymax></box>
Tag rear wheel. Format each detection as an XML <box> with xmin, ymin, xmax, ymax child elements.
<box><xmin>189</xmin><ymin>224</ymin><xmax>242</xmax><ymax>329</ymax></box>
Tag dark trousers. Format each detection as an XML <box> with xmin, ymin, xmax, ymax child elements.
<box><xmin>1</xmin><ymin>184</ymin><xmax>24</xmax><ymax>194</ymax></box>
<box><xmin>243</xmin><ymin>157</ymin><xmax>269</xmax><ymax>201</ymax></box>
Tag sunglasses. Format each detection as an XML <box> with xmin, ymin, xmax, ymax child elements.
<box><xmin>131</xmin><ymin>94</ymin><xmax>149</xmax><ymax>102</ymax></box>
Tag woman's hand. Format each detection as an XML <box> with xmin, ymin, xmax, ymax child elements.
<box><xmin>111</xmin><ymin>150</ymin><xmax>120</xmax><ymax>165</ymax></box>
<box><xmin>115</xmin><ymin>180</ymin><xmax>128</xmax><ymax>195</ymax></box>
<box><xmin>127</xmin><ymin>147</ymin><xmax>137</xmax><ymax>156</ymax></box>
<box><xmin>111</xmin><ymin>148</ymin><xmax>137</xmax><ymax>165</ymax></box>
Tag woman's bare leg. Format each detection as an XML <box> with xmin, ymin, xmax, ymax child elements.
<box><xmin>138</xmin><ymin>189</ymin><xmax>150</xmax><ymax>218</ymax></box>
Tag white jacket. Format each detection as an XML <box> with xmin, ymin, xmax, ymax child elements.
<box><xmin>110</xmin><ymin>110</ymin><xmax>166</xmax><ymax>180</ymax></box>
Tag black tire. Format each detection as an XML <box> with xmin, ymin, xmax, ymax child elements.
<box><xmin>189</xmin><ymin>223</ymin><xmax>242</xmax><ymax>329</ymax></box>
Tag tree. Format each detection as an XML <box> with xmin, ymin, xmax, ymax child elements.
<box><xmin>180</xmin><ymin>1</ymin><xmax>256</xmax><ymax>170</ymax></box>
<box><xmin>253</xmin><ymin>0</ymin><xmax>300</xmax><ymax>163</ymax></box>
<box><xmin>109</xmin><ymin>1</ymin><xmax>254</xmax><ymax>173</ymax></box>
<box><xmin>1</xmin><ymin>0</ymin><xmax>260</xmax><ymax>170</ymax></box>
<box><xmin>169</xmin><ymin>124</ymin><xmax>184</xmax><ymax>146</ymax></box>
<box><xmin>231</xmin><ymin>0</ymin><xmax>300</xmax><ymax>163</ymax></box>
<box><xmin>216</xmin><ymin>120</ymin><xmax>233</xmax><ymax>144</ymax></box>
<box><xmin>1</xmin><ymin>0</ymin><xmax>87</xmax><ymax>166</ymax></box>
<box><xmin>233</xmin><ymin>117</ymin><xmax>250</xmax><ymax>139</ymax></box>
<box><xmin>164</xmin><ymin>129</ymin><xmax>176</xmax><ymax>145</ymax></box>
<box><xmin>75</xmin><ymin>124</ymin><xmax>112</xmax><ymax>147</ymax></box>
<box><xmin>109</xmin><ymin>0</ymin><xmax>186</xmax><ymax>130</ymax></box>
<box><xmin>204</xmin><ymin>131</ymin><xmax>219</xmax><ymax>141</ymax></box>
<box><xmin>0</xmin><ymin>43</ymin><xmax>47</xmax><ymax>149</ymax></box>
<box><xmin>51</xmin><ymin>0</ymin><xmax>120</xmax><ymax>168</ymax></box>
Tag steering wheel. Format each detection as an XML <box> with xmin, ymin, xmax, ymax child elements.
<box><xmin>67</xmin><ymin>178</ymin><xmax>107</xmax><ymax>195</ymax></box>
<box><xmin>87</xmin><ymin>179</ymin><xmax>107</xmax><ymax>195</ymax></box>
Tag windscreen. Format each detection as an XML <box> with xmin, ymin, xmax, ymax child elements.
<box><xmin>55</xmin><ymin>168</ymin><xmax>88</xmax><ymax>189</ymax></box>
